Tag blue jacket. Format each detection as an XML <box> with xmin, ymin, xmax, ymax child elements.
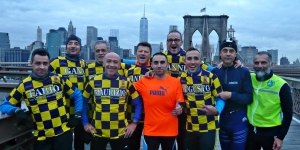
<box><xmin>212</xmin><ymin>64</ymin><xmax>253</xmax><ymax>113</ymax></box>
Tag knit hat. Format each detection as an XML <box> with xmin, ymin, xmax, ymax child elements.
<box><xmin>220</xmin><ymin>38</ymin><xmax>237</xmax><ymax>52</ymax></box>
<box><xmin>66</xmin><ymin>34</ymin><xmax>81</xmax><ymax>50</ymax></box>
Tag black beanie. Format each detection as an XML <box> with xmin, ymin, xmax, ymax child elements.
<box><xmin>66</xmin><ymin>34</ymin><xmax>82</xmax><ymax>50</ymax></box>
<box><xmin>220</xmin><ymin>38</ymin><xmax>237</xmax><ymax>52</ymax></box>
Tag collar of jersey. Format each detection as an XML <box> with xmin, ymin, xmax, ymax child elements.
<box><xmin>96</xmin><ymin>61</ymin><xmax>103</xmax><ymax>66</ymax></box>
<box><xmin>66</xmin><ymin>54</ymin><xmax>80</xmax><ymax>62</ymax></box>
<box><xmin>135</xmin><ymin>61</ymin><xmax>150</xmax><ymax>66</ymax></box>
<box><xmin>103</xmin><ymin>72</ymin><xmax>119</xmax><ymax>80</ymax></box>
<box><xmin>187</xmin><ymin>68</ymin><xmax>201</xmax><ymax>77</ymax></box>
<box><xmin>167</xmin><ymin>48</ymin><xmax>186</xmax><ymax>56</ymax></box>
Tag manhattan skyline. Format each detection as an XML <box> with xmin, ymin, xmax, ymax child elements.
<box><xmin>0</xmin><ymin>0</ymin><xmax>299</xmax><ymax>62</ymax></box>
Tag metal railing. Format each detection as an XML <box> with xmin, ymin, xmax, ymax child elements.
<box><xmin>280</xmin><ymin>76</ymin><xmax>300</xmax><ymax>115</ymax></box>
<box><xmin>0</xmin><ymin>66</ymin><xmax>300</xmax><ymax>149</ymax></box>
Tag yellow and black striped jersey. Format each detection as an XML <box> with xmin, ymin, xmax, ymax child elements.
<box><xmin>49</xmin><ymin>56</ymin><xmax>86</xmax><ymax>116</ymax></box>
<box><xmin>84</xmin><ymin>61</ymin><xmax>134</xmax><ymax>119</ymax></box>
<box><xmin>124</xmin><ymin>65</ymin><xmax>151</xmax><ymax>122</ymax></box>
<box><xmin>82</xmin><ymin>73</ymin><xmax>140</xmax><ymax>139</ymax></box>
<box><xmin>179</xmin><ymin>69</ymin><xmax>222</xmax><ymax>132</ymax></box>
<box><xmin>6</xmin><ymin>73</ymin><xmax>75</xmax><ymax>140</ymax></box>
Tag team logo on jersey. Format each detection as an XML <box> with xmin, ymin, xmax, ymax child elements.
<box><xmin>202</xmin><ymin>76</ymin><xmax>209</xmax><ymax>84</ymax></box>
<box><xmin>150</xmin><ymin>86</ymin><xmax>169</xmax><ymax>96</ymax></box>
<box><xmin>120</xmin><ymin>79</ymin><xmax>126</xmax><ymax>88</ymax></box>
<box><xmin>130</xmin><ymin>75</ymin><xmax>143</xmax><ymax>82</ymax></box>
<box><xmin>64</xmin><ymin>67</ymin><xmax>85</xmax><ymax>75</ymax></box>
<box><xmin>168</xmin><ymin>63</ymin><xmax>186</xmax><ymax>72</ymax></box>
<box><xmin>159</xmin><ymin>86</ymin><xmax>169</xmax><ymax>93</ymax></box>
<box><xmin>28</xmin><ymin>85</ymin><xmax>61</xmax><ymax>98</ymax></box>
<box><xmin>94</xmin><ymin>88</ymin><xmax>126</xmax><ymax>97</ymax></box>
<box><xmin>182</xmin><ymin>84</ymin><xmax>210</xmax><ymax>93</ymax></box>
<box><xmin>53</xmin><ymin>76</ymin><xmax>60</xmax><ymax>84</ymax></box>
<box><xmin>267</xmin><ymin>80</ymin><xmax>275</xmax><ymax>87</ymax></box>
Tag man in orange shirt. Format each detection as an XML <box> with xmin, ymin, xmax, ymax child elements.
<box><xmin>134</xmin><ymin>52</ymin><xmax>184</xmax><ymax>150</ymax></box>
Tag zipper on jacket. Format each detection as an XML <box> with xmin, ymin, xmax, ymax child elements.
<box><xmin>251</xmin><ymin>81</ymin><xmax>262</xmax><ymax>125</ymax></box>
<box><xmin>225</xmin><ymin>67</ymin><xmax>228</xmax><ymax>84</ymax></box>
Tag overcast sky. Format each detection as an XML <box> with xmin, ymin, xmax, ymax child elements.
<box><xmin>1</xmin><ymin>0</ymin><xmax>299</xmax><ymax>62</ymax></box>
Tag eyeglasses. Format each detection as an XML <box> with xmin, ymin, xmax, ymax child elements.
<box><xmin>167</xmin><ymin>38</ymin><xmax>181</xmax><ymax>43</ymax></box>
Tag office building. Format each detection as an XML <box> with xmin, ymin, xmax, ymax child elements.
<box><xmin>5</xmin><ymin>47</ymin><xmax>30</xmax><ymax>66</ymax></box>
<box><xmin>267</xmin><ymin>49</ymin><xmax>278</xmax><ymax>65</ymax></box>
<box><xmin>46</xmin><ymin>29</ymin><xmax>62</xmax><ymax>59</ymax></box>
<box><xmin>68</xmin><ymin>20</ymin><xmax>76</xmax><ymax>37</ymax></box>
<box><xmin>87</xmin><ymin>26</ymin><xmax>98</xmax><ymax>46</ymax></box>
<box><xmin>57</xmin><ymin>27</ymin><xmax>68</xmax><ymax>45</ymax></box>
<box><xmin>139</xmin><ymin>5</ymin><xmax>148</xmax><ymax>42</ymax></box>
<box><xmin>110</xmin><ymin>29</ymin><xmax>119</xmax><ymax>40</ymax></box>
<box><xmin>240</xmin><ymin>46</ymin><xmax>258</xmax><ymax>65</ymax></box>
<box><xmin>0</xmin><ymin>32</ymin><xmax>10</xmax><ymax>62</ymax></box>
<box><xmin>169</xmin><ymin>25</ymin><xmax>178</xmax><ymax>31</ymax></box>
<box><xmin>37</xmin><ymin>26</ymin><xmax>42</xmax><ymax>42</ymax></box>
<box><xmin>151</xmin><ymin>44</ymin><xmax>160</xmax><ymax>55</ymax></box>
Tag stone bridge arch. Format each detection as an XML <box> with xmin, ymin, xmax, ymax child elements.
<box><xmin>183</xmin><ymin>15</ymin><xmax>229</xmax><ymax>63</ymax></box>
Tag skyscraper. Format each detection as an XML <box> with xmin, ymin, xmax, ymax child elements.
<box><xmin>267</xmin><ymin>49</ymin><xmax>278</xmax><ymax>65</ymax></box>
<box><xmin>139</xmin><ymin>5</ymin><xmax>148</xmax><ymax>42</ymax></box>
<box><xmin>169</xmin><ymin>25</ymin><xmax>178</xmax><ymax>32</ymax></box>
<box><xmin>57</xmin><ymin>27</ymin><xmax>68</xmax><ymax>45</ymax></box>
<box><xmin>27</xmin><ymin>41</ymin><xmax>45</xmax><ymax>62</ymax></box>
<box><xmin>0</xmin><ymin>32</ymin><xmax>10</xmax><ymax>62</ymax></box>
<box><xmin>240</xmin><ymin>46</ymin><xmax>258</xmax><ymax>65</ymax></box>
<box><xmin>109</xmin><ymin>36</ymin><xmax>123</xmax><ymax>58</ymax></box>
<box><xmin>87</xmin><ymin>26</ymin><xmax>98</xmax><ymax>46</ymax></box>
<box><xmin>151</xmin><ymin>44</ymin><xmax>160</xmax><ymax>55</ymax></box>
<box><xmin>37</xmin><ymin>26</ymin><xmax>42</xmax><ymax>42</ymax></box>
<box><xmin>46</xmin><ymin>29</ymin><xmax>61</xmax><ymax>59</ymax></box>
<box><xmin>68</xmin><ymin>21</ymin><xmax>76</xmax><ymax>37</ymax></box>
<box><xmin>110</xmin><ymin>29</ymin><xmax>119</xmax><ymax>40</ymax></box>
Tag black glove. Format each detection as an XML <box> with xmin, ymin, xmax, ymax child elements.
<box><xmin>15</xmin><ymin>109</ymin><xmax>31</xmax><ymax>126</ymax></box>
<box><xmin>66</xmin><ymin>112</ymin><xmax>81</xmax><ymax>128</ymax></box>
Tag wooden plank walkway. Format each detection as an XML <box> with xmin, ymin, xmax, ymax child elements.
<box><xmin>83</xmin><ymin>114</ymin><xmax>300</xmax><ymax>150</ymax></box>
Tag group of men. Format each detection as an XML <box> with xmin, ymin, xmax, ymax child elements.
<box><xmin>0</xmin><ymin>29</ymin><xmax>293</xmax><ymax>150</ymax></box>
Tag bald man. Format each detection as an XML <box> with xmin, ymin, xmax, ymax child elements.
<box><xmin>81</xmin><ymin>52</ymin><xmax>143</xmax><ymax>150</ymax></box>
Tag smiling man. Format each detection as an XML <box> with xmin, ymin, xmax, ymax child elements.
<box><xmin>180</xmin><ymin>47</ymin><xmax>225</xmax><ymax>150</ymax></box>
<box><xmin>82</xmin><ymin>52</ymin><xmax>142</xmax><ymax>150</ymax></box>
<box><xmin>212</xmin><ymin>39</ymin><xmax>253</xmax><ymax>150</ymax></box>
<box><xmin>124</xmin><ymin>42</ymin><xmax>152</xmax><ymax>150</ymax></box>
<box><xmin>245</xmin><ymin>51</ymin><xmax>293</xmax><ymax>150</ymax></box>
<box><xmin>0</xmin><ymin>48</ymin><xmax>83</xmax><ymax>150</ymax></box>
<box><xmin>84</xmin><ymin>41</ymin><xmax>133</xmax><ymax>141</ymax></box>
<box><xmin>134</xmin><ymin>52</ymin><xmax>184</xmax><ymax>150</ymax></box>
<box><xmin>48</xmin><ymin>34</ymin><xmax>86</xmax><ymax>150</ymax></box>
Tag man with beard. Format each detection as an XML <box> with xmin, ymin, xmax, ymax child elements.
<box><xmin>134</xmin><ymin>52</ymin><xmax>184</xmax><ymax>150</ymax></box>
<box><xmin>82</xmin><ymin>52</ymin><xmax>142</xmax><ymax>150</ymax></box>
<box><xmin>124</xmin><ymin>42</ymin><xmax>152</xmax><ymax>150</ymax></box>
<box><xmin>0</xmin><ymin>48</ymin><xmax>83</xmax><ymax>150</ymax></box>
<box><xmin>49</xmin><ymin>35</ymin><xmax>86</xmax><ymax>150</ymax></box>
<box><xmin>211</xmin><ymin>38</ymin><xmax>253</xmax><ymax>150</ymax></box>
<box><xmin>245</xmin><ymin>51</ymin><xmax>293</xmax><ymax>150</ymax></box>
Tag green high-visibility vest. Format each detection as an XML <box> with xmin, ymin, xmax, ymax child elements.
<box><xmin>247</xmin><ymin>73</ymin><xmax>286</xmax><ymax>127</ymax></box>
